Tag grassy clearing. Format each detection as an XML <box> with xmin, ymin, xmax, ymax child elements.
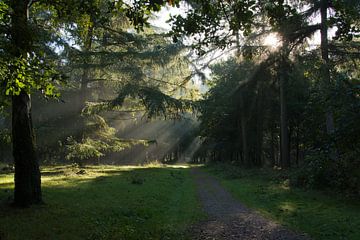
<box><xmin>0</xmin><ymin>164</ymin><xmax>204</xmax><ymax>240</ymax></box>
<box><xmin>206</xmin><ymin>163</ymin><xmax>360</xmax><ymax>240</ymax></box>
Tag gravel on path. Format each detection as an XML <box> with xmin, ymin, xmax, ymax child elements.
<box><xmin>190</xmin><ymin>168</ymin><xmax>310</xmax><ymax>240</ymax></box>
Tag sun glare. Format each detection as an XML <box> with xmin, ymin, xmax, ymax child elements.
<box><xmin>263</xmin><ymin>33</ymin><xmax>282</xmax><ymax>49</ymax></box>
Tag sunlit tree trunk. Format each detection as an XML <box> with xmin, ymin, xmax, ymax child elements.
<box><xmin>76</xmin><ymin>24</ymin><xmax>94</xmax><ymax>142</ymax></box>
<box><xmin>80</xmin><ymin>24</ymin><xmax>94</xmax><ymax>109</ymax></box>
<box><xmin>11</xmin><ymin>0</ymin><xmax>42</xmax><ymax>207</ymax></box>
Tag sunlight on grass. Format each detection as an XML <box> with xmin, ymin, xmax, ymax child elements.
<box><xmin>0</xmin><ymin>174</ymin><xmax>12</xmax><ymax>184</ymax></box>
<box><xmin>0</xmin><ymin>164</ymin><xmax>204</xmax><ymax>240</ymax></box>
<box><xmin>278</xmin><ymin>202</ymin><xmax>297</xmax><ymax>214</ymax></box>
<box><xmin>0</xmin><ymin>164</ymin><xmax>196</xmax><ymax>189</ymax></box>
<box><xmin>141</xmin><ymin>162</ymin><xmax>193</xmax><ymax>169</ymax></box>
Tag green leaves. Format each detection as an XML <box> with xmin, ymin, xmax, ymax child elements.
<box><xmin>65</xmin><ymin>136</ymin><xmax>106</xmax><ymax>161</ymax></box>
<box><xmin>0</xmin><ymin>54</ymin><xmax>63</xmax><ymax>100</ymax></box>
<box><xmin>64</xmin><ymin>114</ymin><xmax>134</xmax><ymax>163</ymax></box>
<box><xmin>122</xmin><ymin>0</ymin><xmax>180</xmax><ymax>31</ymax></box>
<box><xmin>0</xmin><ymin>1</ymin><xmax>9</xmax><ymax>22</ymax></box>
<box><xmin>170</xmin><ymin>0</ymin><xmax>258</xmax><ymax>54</ymax></box>
<box><xmin>331</xmin><ymin>0</ymin><xmax>360</xmax><ymax>41</ymax></box>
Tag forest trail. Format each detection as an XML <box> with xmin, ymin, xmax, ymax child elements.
<box><xmin>190</xmin><ymin>168</ymin><xmax>310</xmax><ymax>240</ymax></box>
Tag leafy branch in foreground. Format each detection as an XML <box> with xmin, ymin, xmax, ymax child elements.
<box><xmin>0</xmin><ymin>54</ymin><xmax>63</xmax><ymax>101</ymax></box>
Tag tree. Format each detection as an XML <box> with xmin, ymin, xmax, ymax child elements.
<box><xmin>170</xmin><ymin>0</ymin><xmax>360</xmax><ymax>166</ymax></box>
<box><xmin>10</xmin><ymin>0</ymin><xmax>43</xmax><ymax>206</ymax></box>
<box><xmin>1</xmin><ymin>0</ymin><xmax>180</xmax><ymax>207</ymax></box>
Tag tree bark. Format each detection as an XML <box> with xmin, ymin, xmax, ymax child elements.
<box><xmin>320</xmin><ymin>0</ymin><xmax>338</xmax><ymax>161</ymax></box>
<box><xmin>279</xmin><ymin>57</ymin><xmax>290</xmax><ymax>169</ymax></box>
<box><xmin>239</xmin><ymin>93</ymin><xmax>250</xmax><ymax>167</ymax></box>
<box><xmin>270</xmin><ymin>127</ymin><xmax>276</xmax><ymax>167</ymax></box>
<box><xmin>255</xmin><ymin>82</ymin><xmax>264</xmax><ymax>167</ymax></box>
<box><xmin>80</xmin><ymin>24</ymin><xmax>94</xmax><ymax>108</ymax></box>
<box><xmin>295</xmin><ymin>126</ymin><xmax>300</xmax><ymax>167</ymax></box>
<box><xmin>235</xmin><ymin>32</ymin><xmax>250</xmax><ymax>167</ymax></box>
<box><xmin>11</xmin><ymin>0</ymin><xmax>42</xmax><ymax>207</ymax></box>
<box><xmin>12</xmin><ymin>92</ymin><xmax>42</xmax><ymax>206</ymax></box>
<box><xmin>320</xmin><ymin>0</ymin><xmax>336</xmax><ymax>135</ymax></box>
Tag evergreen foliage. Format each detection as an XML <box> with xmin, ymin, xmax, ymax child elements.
<box><xmin>170</xmin><ymin>0</ymin><xmax>360</xmax><ymax>194</ymax></box>
<box><xmin>0</xmin><ymin>0</ymin><xmax>359</xmax><ymax>205</ymax></box>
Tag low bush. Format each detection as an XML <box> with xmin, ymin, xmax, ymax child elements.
<box><xmin>292</xmin><ymin>149</ymin><xmax>359</xmax><ymax>196</ymax></box>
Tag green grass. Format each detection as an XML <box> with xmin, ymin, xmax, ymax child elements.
<box><xmin>0</xmin><ymin>164</ymin><xmax>204</xmax><ymax>240</ymax></box>
<box><xmin>206</xmin><ymin>163</ymin><xmax>360</xmax><ymax>240</ymax></box>
<box><xmin>2</xmin><ymin>163</ymin><xmax>358</xmax><ymax>240</ymax></box>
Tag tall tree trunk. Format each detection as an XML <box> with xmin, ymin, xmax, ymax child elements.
<box><xmin>279</xmin><ymin>57</ymin><xmax>290</xmax><ymax>169</ymax></box>
<box><xmin>235</xmin><ymin>31</ymin><xmax>250</xmax><ymax>167</ymax></box>
<box><xmin>320</xmin><ymin>0</ymin><xmax>336</xmax><ymax>135</ymax></box>
<box><xmin>0</xmin><ymin>145</ymin><xmax>2</xmax><ymax>162</ymax></box>
<box><xmin>10</xmin><ymin>0</ymin><xmax>42</xmax><ymax>207</ymax></box>
<box><xmin>12</xmin><ymin>93</ymin><xmax>42</xmax><ymax>206</ymax></box>
<box><xmin>320</xmin><ymin>0</ymin><xmax>337</xmax><ymax>161</ymax></box>
<box><xmin>76</xmin><ymin>24</ymin><xmax>94</xmax><ymax>142</ymax></box>
<box><xmin>239</xmin><ymin>94</ymin><xmax>250</xmax><ymax>167</ymax></box>
<box><xmin>80</xmin><ymin>25</ymin><xmax>94</xmax><ymax>108</ymax></box>
<box><xmin>270</xmin><ymin>127</ymin><xmax>276</xmax><ymax>167</ymax></box>
<box><xmin>295</xmin><ymin>126</ymin><xmax>300</xmax><ymax>167</ymax></box>
<box><xmin>255</xmin><ymin>82</ymin><xmax>264</xmax><ymax>167</ymax></box>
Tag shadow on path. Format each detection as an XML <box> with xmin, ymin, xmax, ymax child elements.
<box><xmin>191</xmin><ymin>168</ymin><xmax>310</xmax><ymax>240</ymax></box>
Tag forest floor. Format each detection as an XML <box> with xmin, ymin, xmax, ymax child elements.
<box><xmin>190</xmin><ymin>168</ymin><xmax>309</xmax><ymax>240</ymax></box>
<box><xmin>0</xmin><ymin>163</ymin><xmax>359</xmax><ymax>240</ymax></box>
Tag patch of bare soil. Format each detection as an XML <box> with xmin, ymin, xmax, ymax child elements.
<box><xmin>190</xmin><ymin>168</ymin><xmax>310</xmax><ymax>240</ymax></box>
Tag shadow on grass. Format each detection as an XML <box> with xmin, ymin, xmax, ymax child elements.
<box><xmin>205</xmin><ymin>163</ymin><xmax>360</xmax><ymax>240</ymax></box>
<box><xmin>0</xmin><ymin>165</ymin><xmax>202</xmax><ymax>240</ymax></box>
<box><xmin>41</xmin><ymin>170</ymin><xmax>66</xmax><ymax>176</ymax></box>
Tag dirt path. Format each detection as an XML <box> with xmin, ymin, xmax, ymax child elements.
<box><xmin>190</xmin><ymin>168</ymin><xmax>310</xmax><ymax>240</ymax></box>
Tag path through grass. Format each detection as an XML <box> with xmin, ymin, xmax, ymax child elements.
<box><xmin>206</xmin><ymin>163</ymin><xmax>360</xmax><ymax>240</ymax></box>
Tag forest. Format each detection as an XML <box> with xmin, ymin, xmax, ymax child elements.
<box><xmin>0</xmin><ymin>0</ymin><xmax>359</xmax><ymax>239</ymax></box>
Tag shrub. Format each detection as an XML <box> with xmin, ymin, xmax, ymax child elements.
<box><xmin>292</xmin><ymin>149</ymin><xmax>360</xmax><ymax>196</ymax></box>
